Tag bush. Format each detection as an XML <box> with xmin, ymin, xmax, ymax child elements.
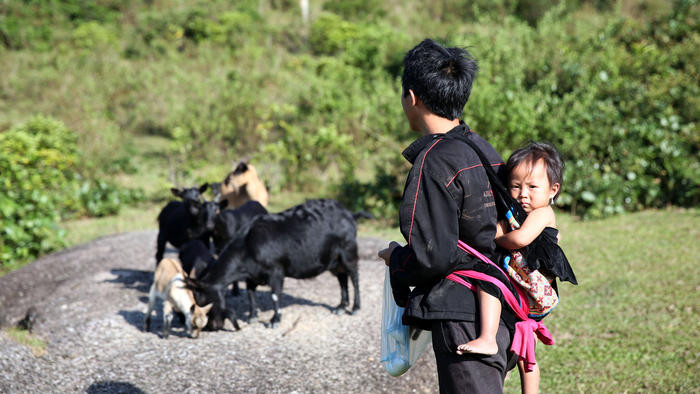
<box><xmin>0</xmin><ymin>116</ymin><xmax>144</xmax><ymax>268</ymax></box>
<box><xmin>309</xmin><ymin>13</ymin><xmax>409</xmax><ymax>72</ymax></box>
<box><xmin>72</xmin><ymin>21</ymin><xmax>117</xmax><ymax>49</ymax></box>
<box><xmin>459</xmin><ymin>3</ymin><xmax>699</xmax><ymax>218</ymax></box>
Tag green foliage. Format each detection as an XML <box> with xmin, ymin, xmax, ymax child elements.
<box><xmin>462</xmin><ymin>3</ymin><xmax>699</xmax><ymax>218</ymax></box>
<box><xmin>336</xmin><ymin>170</ymin><xmax>405</xmax><ymax>224</ymax></box>
<box><xmin>0</xmin><ymin>0</ymin><xmax>124</xmax><ymax>50</ymax></box>
<box><xmin>0</xmin><ymin>117</ymin><xmax>143</xmax><ymax>268</ymax></box>
<box><xmin>321</xmin><ymin>0</ymin><xmax>387</xmax><ymax>21</ymax></box>
<box><xmin>1</xmin><ymin>1</ymin><xmax>698</xmax><ymax>268</ymax></box>
<box><xmin>309</xmin><ymin>13</ymin><xmax>408</xmax><ymax>72</ymax></box>
<box><xmin>504</xmin><ymin>209</ymin><xmax>700</xmax><ymax>392</ymax></box>
<box><xmin>71</xmin><ymin>21</ymin><xmax>117</xmax><ymax>49</ymax></box>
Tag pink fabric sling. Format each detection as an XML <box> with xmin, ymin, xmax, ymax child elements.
<box><xmin>446</xmin><ymin>240</ymin><xmax>554</xmax><ymax>372</ymax></box>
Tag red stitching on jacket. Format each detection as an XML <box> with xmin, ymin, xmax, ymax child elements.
<box><xmin>445</xmin><ymin>162</ymin><xmax>504</xmax><ymax>188</ymax></box>
<box><xmin>408</xmin><ymin>138</ymin><xmax>443</xmax><ymax>246</ymax></box>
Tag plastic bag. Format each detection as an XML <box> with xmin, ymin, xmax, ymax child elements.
<box><xmin>380</xmin><ymin>267</ymin><xmax>432</xmax><ymax>376</ymax></box>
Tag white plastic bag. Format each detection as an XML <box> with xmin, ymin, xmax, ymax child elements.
<box><xmin>380</xmin><ymin>267</ymin><xmax>432</xmax><ymax>376</ymax></box>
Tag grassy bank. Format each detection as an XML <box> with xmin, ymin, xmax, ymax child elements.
<box><xmin>503</xmin><ymin>208</ymin><xmax>699</xmax><ymax>392</ymax></box>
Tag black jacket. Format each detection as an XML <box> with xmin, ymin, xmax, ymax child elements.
<box><xmin>389</xmin><ymin>123</ymin><xmax>516</xmax><ymax>330</ymax></box>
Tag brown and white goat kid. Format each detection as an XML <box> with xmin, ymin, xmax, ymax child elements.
<box><xmin>145</xmin><ymin>258</ymin><xmax>212</xmax><ymax>339</ymax></box>
<box><xmin>220</xmin><ymin>161</ymin><xmax>269</xmax><ymax>209</ymax></box>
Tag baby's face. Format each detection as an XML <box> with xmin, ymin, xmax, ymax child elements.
<box><xmin>508</xmin><ymin>159</ymin><xmax>557</xmax><ymax>213</ymax></box>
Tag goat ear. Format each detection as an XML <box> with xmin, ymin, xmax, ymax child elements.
<box><xmin>233</xmin><ymin>161</ymin><xmax>248</xmax><ymax>174</ymax></box>
<box><xmin>201</xmin><ymin>303</ymin><xmax>213</xmax><ymax>314</ymax></box>
<box><xmin>171</xmin><ymin>188</ymin><xmax>182</xmax><ymax>197</ymax></box>
<box><xmin>199</xmin><ymin>183</ymin><xmax>209</xmax><ymax>193</ymax></box>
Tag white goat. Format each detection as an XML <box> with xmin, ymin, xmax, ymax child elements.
<box><xmin>145</xmin><ymin>258</ymin><xmax>212</xmax><ymax>339</ymax></box>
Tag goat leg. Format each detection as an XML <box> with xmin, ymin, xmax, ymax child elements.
<box><xmin>163</xmin><ymin>301</ymin><xmax>173</xmax><ymax>339</ymax></box>
<box><xmin>350</xmin><ymin>269</ymin><xmax>360</xmax><ymax>314</ymax></box>
<box><xmin>224</xmin><ymin>304</ymin><xmax>240</xmax><ymax>331</ymax></box>
<box><xmin>332</xmin><ymin>272</ymin><xmax>350</xmax><ymax>315</ymax></box>
<box><xmin>155</xmin><ymin>233</ymin><xmax>167</xmax><ymax>266</ymax></box>
<box><xmin>246</xmin><ymin>280</ymin><xmax>258</xmax><ymax>323</ymax></box>
<box><xmin>269</xmin><ymin>277</ymin><xmax>284</xmax><ymax>329</ymax></box>
<box><xmin>214</xmin><ymin>287</ymin><xmax>239</xmax><ymax>331</ymax></box>
<box><xmin>145</xmin><ymin>285</ymin><xmax>156</xmax><ymax>332</ymax></box>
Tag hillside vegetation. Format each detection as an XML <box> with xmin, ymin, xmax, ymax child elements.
<box><xmin>1</xmin><ymin>0</ymin><xmax>698</xmax><ymax>268</ymax></box>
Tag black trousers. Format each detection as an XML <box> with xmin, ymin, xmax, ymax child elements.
<box><xmin>431</xmin><ymin>320</ymin><xmax>516</xmax><ymax>394</ymax></box>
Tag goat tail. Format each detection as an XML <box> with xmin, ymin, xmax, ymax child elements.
<box><xmin>352</xmin><ymin>211</ymin><xmax>374</xmax><ymax>221</ymax></box>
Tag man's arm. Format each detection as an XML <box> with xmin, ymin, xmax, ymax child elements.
<box><xmin>389</xmin><ymin>169</ymin><xmax>461</xmax><ymax>288</ymax></box>
<box><xmin>495</xmin><ymin>206</ymin><xmax>554</xmax><ymax>249</ymax></box>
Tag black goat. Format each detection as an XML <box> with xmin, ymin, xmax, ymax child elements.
<box><xmin>212</xmin><ymin>200</ymin><xmax>268</xmax><ymax>254</ymax></box>
<box><xmin>178</xmin><ymin>239</ymin><xmax>216</xmax><ymax>279</ymax></box>
<box><xmin>186</xmin><ymin>199</ymin><xmax>360</xmax><ymax>329</ymax></box>
<box><xmin>187</xmin><ymin>198</ymin><xmax>220</xmax><ymax>243</ymax></box>
<box><xmin>155</xmin><ymin>183</ymin><xmax>208</xmax><ymax>264</ymax></box>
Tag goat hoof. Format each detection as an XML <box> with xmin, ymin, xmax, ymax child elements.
<box><xmin>332</xmin><ymin>307</ymin><xmax>346</xmax><ymax>315</ymax></box>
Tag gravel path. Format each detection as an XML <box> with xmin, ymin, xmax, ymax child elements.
<box><xmin>0</xmin><ymin>230</ymin><xmax>439</xmax><ymax>393</ymax></box>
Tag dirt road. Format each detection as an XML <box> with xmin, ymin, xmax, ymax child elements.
<box><xmin>0</xmin><ymin>230</ymin><xmax>438</xmax><ymax>393</ymax></box>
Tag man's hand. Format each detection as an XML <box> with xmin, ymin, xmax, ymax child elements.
<box><xmin>378</xmin><ymin>241</ymin><xmax>401</xmax><ymax>266</ymax></box>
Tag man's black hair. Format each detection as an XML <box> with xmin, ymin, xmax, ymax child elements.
<box><xmin>401</xmin><ymin>38</ymin><xmax>478</xmax><ymax>120</ymax></box>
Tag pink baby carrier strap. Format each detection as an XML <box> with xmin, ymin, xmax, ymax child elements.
<box><xmin>446</xmin><ymin>240</ymin><xmax>554</xmax><ymax>372</ymax></box>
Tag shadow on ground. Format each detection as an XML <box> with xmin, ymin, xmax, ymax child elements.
<box><xmin>86</xmin><ymin>381</ymin><xmax>146</xmax><ymax>394</ymax></box>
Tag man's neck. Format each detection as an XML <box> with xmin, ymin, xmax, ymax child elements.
<box><xmin>420</xmin><ymin>113</ymin><xmax>460</xmax><ymax>135</ymax></box>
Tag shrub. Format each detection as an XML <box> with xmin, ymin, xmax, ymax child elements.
<box><xmin>0</xmin><ymin>116</ymin><xmax>144</xmax><ymax>268</ymax></box>
<box><xmin>322</xmin><ymin>0</ymin><xmax>386</xmax><ymax>21</ymax></box>
<box><xmin>71</xmin><ymin>21</ymin><xmax>117</xmax><ymax>49</ymax></box>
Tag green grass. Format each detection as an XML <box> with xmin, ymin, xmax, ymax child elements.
<box><xmin>59</xmin><ymin>203</ymin><xmax>163</xmax><ymax>246</ymax></box>
<box><xmin>4</xmin><ymin>327</ymin><xmax>48</xmax><ymax>357</ymax></box>
<box><xmin>503</xmin><ymin>208</ymin><xmax>700</xmax><ymax>393</ymax></box>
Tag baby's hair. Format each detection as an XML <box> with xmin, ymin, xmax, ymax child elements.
<box><xmin>506</xmin><ymin>142</ymin><xmax>564</xmax><ymax>201</ymax></box>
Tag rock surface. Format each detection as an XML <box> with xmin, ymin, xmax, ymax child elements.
<box><xmin>0</xmin><ymin>230</ymin><xmax>439</xmax><ymax>393</ymax></box>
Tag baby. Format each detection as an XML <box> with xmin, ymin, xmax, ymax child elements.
<box><xmin>457</xmin><ymin>142</ymin><xmax>569</xmax><ymax>394</ymax></box>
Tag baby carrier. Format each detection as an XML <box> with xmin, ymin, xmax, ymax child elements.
<box><xmin>447</xmin><ymin>132</ymin><xmax>578</xmax><ymax>318</ymax></box>
<box><xmin>444</xmin><ymin>132</ymin><xmax>578</xmax><ymax>371</ymax></box>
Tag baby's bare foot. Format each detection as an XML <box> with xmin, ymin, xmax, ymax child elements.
<box><xmin>456</xmin><ymin>338</ymin><xmax>498</xmax><ymax>355</ymax></box>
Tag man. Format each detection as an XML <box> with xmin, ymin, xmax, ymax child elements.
<box><xmin>378</xmin><ymin>38</ymin><xmax>516</xmax><ymax>393</ymax></box>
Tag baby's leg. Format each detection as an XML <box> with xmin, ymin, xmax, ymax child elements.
<box><xmin>456</xmin><ymin>286</ymin><xmax>500</xmax><ymax>355</ymax></box>
<box><xmin>518</xmin><ymin>359</ymin><xmax>540</xmax><ymax>394</ymax></box>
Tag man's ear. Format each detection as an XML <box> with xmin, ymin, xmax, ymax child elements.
<box><xmin>407</xmin><ymin>89</ymin><xmax>419</xmax><ymax>107</ymax></box>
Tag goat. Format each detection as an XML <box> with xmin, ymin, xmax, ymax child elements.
<box><xmin>186</xmin><ymin>199</ymin><xmax>360</xmax><ymax>329</ymax></box>
<box><xmin>184</xmin><ymin>198</ymin><xmax>268</xmax><ymax>312</ymax></box>
<box><xmin>144</xmin><ymin>258</ymin><xmax>212</xmax><ymax>339</ymax></box>
<box><xmin>187</xmin><ymin>198</ymin><xmax>220</xmax><ymax>245</ymax></box>
<box><xmin>212</xmin><ymin>199</ymin><xmax>268</xmax><ymax>254</ymax></box>
<box><xmin>155</xmin><ymin>183</ymin><xmax>209</xmax><ymax>264</ymax></box>
<box><xmin>178</xmin><ymin>239</ymin><xmax>216</xmax><ymax>279</ymax></box>
<box><xmin>220</xmin><ymin>161</ymin><xmax>269</xmax><ymax>209</ymax></box>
